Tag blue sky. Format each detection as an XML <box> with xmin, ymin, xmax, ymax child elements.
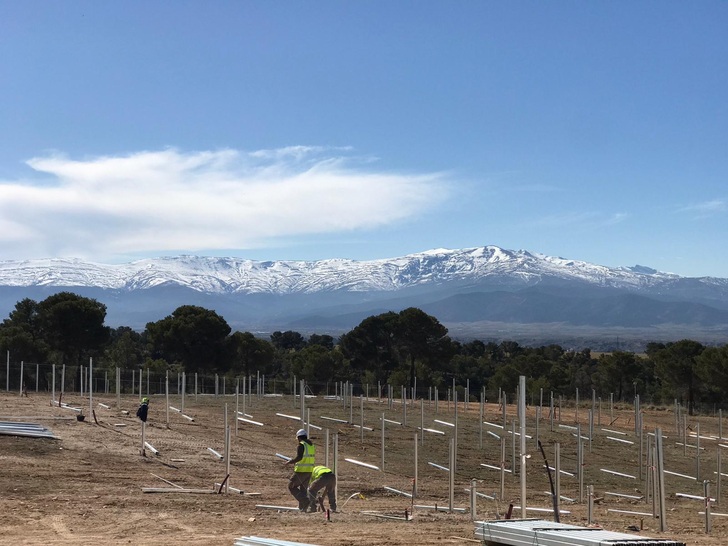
<box><xmin>1</xmin><ymin>2</ymin><xmax>726</xmax><ymax>277</ymax></box>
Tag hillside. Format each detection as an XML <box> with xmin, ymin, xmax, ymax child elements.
<box><xmin>1</xmin><ymin>246</ymin><xmax>728</xmax><ymax>347</ymax></box>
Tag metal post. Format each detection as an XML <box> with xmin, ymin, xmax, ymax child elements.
<box><xmin>500</xmin><ymin>437</ymin><xmax>506</xmax><ymax>501</ymax></box>
<box><xmin>448</xmin><ymin>437</ymin><xmax>455</xmax><ymax>513</ymax></box>
<box><xmin>88</xmin><ymin>358</ymin><xmax>93</xmax><ymax>419</ymax></box>
<box><xmin>705</xmin><ymin>480</ymin><xmax>712</xmax><ymax>534</ymax></box>
<box><xmin>225</xmin><ymin>425</ymin><xmax>231</xmax><ymax>494</ymax></box>
<box><xmin>519</xmin><ymin>375</ymin><xmax>527</xmax><ymax>519</ymax></box>
<box><xmin>470</xmin><ymin>478</ymin><xmax>477</xmax><ymax>521</ymax></box>
<box><xmin>550</xmin><ymin>391</ymin><xmax>554</xmax><ymax>432</ymax></box>
<box><xmin>333</xmin><ymin>432</ymin><xmax>339</xmax><ymax>507</ymax></box>
<box><xmin>325</xmin><ymin>428</ymin><xmax>330</xmax><ymax>468</ymax></box>
<box><xmin>555</xmin><ymin>442</ymin><xmax>561</xmax><ymax>517</ymax></box>
<box><xmin>577</xmin><ymin>423</ymin><xmax>584</xmax><ymax>502</ymax></box>
<box><xmin>414</xmin><ymin>433</ymin><xmax>419</xmax><ymax>499</ymax></box>
<box><xmin>165</xmin><ymin>371</ymin><xmax>170</xmax><ymax>428</ymax></box>
<box><xmin>511</xmin><ymin>420</ymin><xmax>516</xmax><ymax>480</ymax></box>
<box><xmin>479</xmin><ymin>393</ymin><xmax>484</xmax><ymax>450</ymax></box>
<box><xmin>381</xmin><ymin>415</ymin><xmax>385</xmax><ymax>472</ymax></box>
<box><xmin>587</xmin><ymin>484</ymin><xmax>594</xmax><ymax>524</ymax></box>
<box><xmin>697</xmin><ymin>422</ymin><xmax>701</xmax><ymax>482</ymax></box>
<box><xmin>588</xmin><ymin>409</ymin><xmax>593</xmax><ymax>453</ymax></box>
<box><xmin>656</xmin><ymin>428</ymin><xmax>667</xmax><ymax>532</ymax></box>
<box><xmin>403</xmin><ymin>385</ymin><xmax>407</xmax><ymax>426</ymax></box>
<box><xmin>141</xmin><ymin>420</ymin><xmax>146</xmax><ymax>456</ymax></box>
<box><xmin>421</xmin><ymin>399</ymin><xmax>425</xmax><ymax>446</ymax></box>
<box><xmin>718</xmin><ymin>448</ymin><xmax>722</xmax><ymax>508</ymax></box>
<box><xmin>454</xmin><ymin>389</ymin><xmax>458</xmax><ymax>474</ymax></box>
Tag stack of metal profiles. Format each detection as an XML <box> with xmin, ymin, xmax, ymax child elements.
<box><xmin>0</xmin><ymin>421</ymin><xmax>57</xmax><ymax>439</ymax></box>
<box><xmin>234</xmin><ymin>537</ymin><xmax>320</xmax><ymax>546</ymax></box>
<box><xmin>475</xmin><ymin>519</ymin><xmax>686</xmax><ymax>546</ymax></box>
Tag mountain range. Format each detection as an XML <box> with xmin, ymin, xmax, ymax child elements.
<box><xmin>1</xmin><ymin>246</ymin><xmax>727</xmax><ymax>350</ymax></box>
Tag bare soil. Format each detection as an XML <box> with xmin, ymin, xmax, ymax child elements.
<box><xmin>0</xmin><ymin>391</ymin><xmax>726</xmax><ymax>545</ymax></box>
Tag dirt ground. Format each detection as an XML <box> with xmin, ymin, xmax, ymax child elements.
<box><xmin>1</xmin><ymin>390</ymin><xmax>726</xmax><ymax>545</ymax></box>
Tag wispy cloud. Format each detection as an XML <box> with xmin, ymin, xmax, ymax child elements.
<box><xmin>678</xmin><ymin>199</ymin><xmax>726</xmax><ymax>218</ymax></box>
<box><xmin>526</xmin><ymin>211</ymin><xmax>628</xmax><ymax>228</ymax></box>
<box><xmin>0</xmin><ymin>147</ymin><xmax>448</xmax><ymax>261</ymax></box>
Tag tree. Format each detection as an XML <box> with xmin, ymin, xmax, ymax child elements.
<box><xmin>0</xmin><ymin>298</ymin><xmax>49</xmax><ymax>364</ymax></box>
<box><xmin>104</xmin><ymin>326</ymin><xmax>146</xmax><ymax>370</ymax></box>
<box><xmin>594</xmin><ymin>351</ymin><xmax>642</xmax><ymax>401</ymax></box>
<box><xmin>394</xmin><ymin>308</ymin><xmax>453</xmax><ymax>390</ymax></box>
<box><xmin>339</xmin><ymin>312</ymin><xmax>399</xmax><ymax>383</ymax></box>
<box><xmin>291</xmin><ymin>344</ymin><xmax>344</xmax><ymax>384</ymax></box>
<box><xmin>649</xmin><ymin>339</ymin><xmax>705</xmax><ymax>414</ymax></box>
<box><xmin>308</xmin><ymin>333</ymin><xmax>335</xmax><ymax>350</ymax></box>
<box><xmin>229</xmin><ymin>331</ymin><xmax>274</xmax><ymax>377</ymax></box>
<box><xmin>145</xmin><ymin>305</ymin><xmax>231</xmax><ymax>373</ymax></box>
<box><xmin>36</xmin><ymin>292</ymin><xmax>110</xmax><ymax>367</ymax></box>
<box><xmin>270</xmin><ymin>331</ymin><xmax>307</xmax><ymax>352</ymax></box>
<box><xmin>696</xmin><ymin>345</ymin><xmax>728</xmax><ymax>406</ymax></box>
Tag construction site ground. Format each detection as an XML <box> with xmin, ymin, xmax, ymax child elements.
<box><xmin>1</xmin><ymin>389</ymin><xmax>726</xmax><ymax>545</ymax></box>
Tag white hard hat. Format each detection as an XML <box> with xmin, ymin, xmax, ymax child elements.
<box><xmin>296</xmin><ymin>428</ymin><xmax>307</xmax><ymax>438</ymax></box>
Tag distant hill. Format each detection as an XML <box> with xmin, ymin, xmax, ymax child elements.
<box><xmin>1</xmin><ymin>246</ymin><xmax>727</xmax><ymax>349</ymax></box>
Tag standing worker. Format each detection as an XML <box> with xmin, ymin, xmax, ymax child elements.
<box><xmin>284</xmin><ymin>428</ymin><xmax>315</xmax><ymax>511</ymax></box>
<box><xmin>307</xmin><ymin>464</ymin><xmax>337</xmax><ymax>513</ymax></box>
<box><xmin>136</xmin><ymin>397</ymin><xmax>149</xmax><ymax>422</ymax></box>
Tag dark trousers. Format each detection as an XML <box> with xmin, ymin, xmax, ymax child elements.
<box><xmin>307</xmin><ymin>472</ymin><xmax>337</xmax><ymax>511</ymax></box>
<box><xmin>288</xmin><ymin>472</ymin><xmax>311</xmax><ymax>509</ymax></box>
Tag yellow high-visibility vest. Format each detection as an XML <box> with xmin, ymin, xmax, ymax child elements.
<box><xmin>294</xmin><ymin>441</ymin><xmax>315</xmax><ymax>473</ymax></box>
<box><xmin>310</xmin><ymin>465</ymin><xmax>332</xmax><ymax>481</ymax></box>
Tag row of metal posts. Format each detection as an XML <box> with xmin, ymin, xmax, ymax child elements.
<box><xmin>26</xmin><ymin>359</ymin><xmax>723</xmax><ymax>530</ymax></box>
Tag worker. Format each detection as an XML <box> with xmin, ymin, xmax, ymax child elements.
<box><xmin>284</xmin><ymin>428</ymin><xmax>315</xmax><ymax>511</ymax></box>
<box><xmin>307</xmin><ymin>464</ymin><xmax>337</xmax><ymax>513</ymax></box>
<box><xmin>136</xmin><ymin>397</ymin><xmax>149</xmax><ymax>423</ymax></box>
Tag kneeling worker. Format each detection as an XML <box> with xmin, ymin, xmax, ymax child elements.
<box><xmin>307</xmin><ymin>464</ymin><xmax>337</xmax><ymax>513</ymax></box>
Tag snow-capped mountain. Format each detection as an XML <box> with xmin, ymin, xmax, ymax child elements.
<box><xmin>1</xmin><ymin>246</ymin><xmax>727</xmax><ymax>347</ymax></box>
<box><xmin>0</xmin><ymin>245</ymin><xmax>710</xmax><ymax>294</ymax></box>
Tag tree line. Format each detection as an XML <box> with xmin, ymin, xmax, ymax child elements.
<box><xmin>1</xmin><ymin>292</ymin><xmax>727</xmax><ymax>413</ymax></box>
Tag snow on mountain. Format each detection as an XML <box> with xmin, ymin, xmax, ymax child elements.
<box><xmin>0</xmin><ymin>245</ymin><xmax>699</xmax><ymax>295</ymax></box>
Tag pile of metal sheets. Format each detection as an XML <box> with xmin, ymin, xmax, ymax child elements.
<box><xmin>234</xmin><ymin>538</ymin><xmax>320</xmax><ymax>546</ymax></box>
<box><xmin>0</xmin><ymin>421</ymin><xmax>57</xmax><ymax>439</ymax></box>
<box><xmin>475</xmin><ymin>519</ymin><xmax>686</xmax><ymax>546</ymax></box>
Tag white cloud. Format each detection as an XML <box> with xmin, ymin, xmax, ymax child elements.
<box><xmin>0</xmin><ymin>147</ymin><xmax>449</xmax><ymax>261</ymax></box>
<box><xmin>526</xmin><ymin>211</ymin><xmax>628</xmax><ymax>228</ymax></box>
<box><xmin>678</xmin><ymin>199</ymin><xmax>726</xmax><ymax>217</ymax></box>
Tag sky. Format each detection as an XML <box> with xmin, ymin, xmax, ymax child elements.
<box><xmin>0</xmin><ymin>2</ymin><xmax>726</xmax><ymax>278</ymax></box>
